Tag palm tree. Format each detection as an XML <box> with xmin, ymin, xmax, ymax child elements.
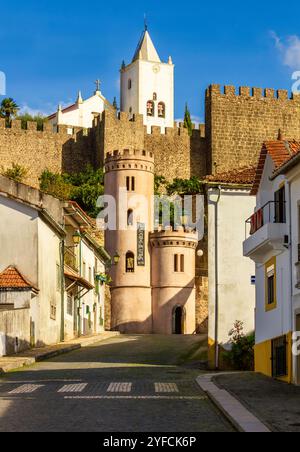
<box><xmin>0</xmin><ymin>98</ymin><xmax>20</xmax><ymax>124</ymax></box>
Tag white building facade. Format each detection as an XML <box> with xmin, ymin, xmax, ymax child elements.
<box><xmin>120</xmin><ymin>28</ymin><xmax>174</xmax><ymax>132</ymax></box>
<box><xmin>48</xmin><ymin>87</ymin><xmax>111</xmax><ymax>130</ymax></box>
<box><xmin>0</xmin><ymin>176</ymin><xmax>110</xmax><ymax>356</ymax></box>
<box><xmin>243</xmin><ymin>140</ymin><xmax>300</xmax><ymax>384</ymax></box>
<box><xmin>205</xmin><ymin>169</ymin><xmax>256</xmax><ymax>369</ymax></box>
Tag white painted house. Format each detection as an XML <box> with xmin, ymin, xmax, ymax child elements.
<box><xmin>120</xmin><ymin>27</ymin><xmax>174</xmax><ymax>132</ymax></box>
<box><xmin>0</xmin><ymin>176</ymin><xmax>110</xmax><ymax>356</ymax></box>
<box><xmin>243</xmin><ymin>139</ymin><xmax>300</xmax><ymax>384</ymax></box>
<box><xmin>204</xmin><ymin>168</ymin><xmax>256</xmax><ymax>369</ymax></box>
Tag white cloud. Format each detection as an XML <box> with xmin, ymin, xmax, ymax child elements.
<box><xmin>271</xmin><ymin>31</ymin><xmax>300</xmax><ymax>70</ymax></box>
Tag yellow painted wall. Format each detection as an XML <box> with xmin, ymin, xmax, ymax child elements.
<box><xmin>255</xmin><ymin>333</ymin><xmax>293</xmax><ymax>384</ymax></box>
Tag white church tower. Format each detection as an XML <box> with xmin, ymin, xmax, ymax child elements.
<box><xmin>120</xmin><ymin>26</ymin><xmax>174</xmax><ymax>132</ymax></box>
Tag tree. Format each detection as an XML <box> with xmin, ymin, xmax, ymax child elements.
<box><xmin>1</xmin><ymin>163</ymin><xmax>28</xmax><ymax>183</ymax></box>
<box><xmin>39</xmin><ymin>165</ymin><xmax>105</xmax><ymax>218</ymax></box>
<box><xmin>17</xmin><ymin>112</ymin><xmax>47</xmax><ymax>131</ymax></box>
<box><xmin>0</xmin><ymin>98</ymin><xmax>20</xmax><ymax>125</ymax></box>
<box><xmin>166</xmin><ymin>177</ymin><xmax>203</xmax><ymax>195</ymax></box>
<box><xmin>183</xmin><ymin>103</ymin><xmax>193</xmax><ymax>136</ymax></box>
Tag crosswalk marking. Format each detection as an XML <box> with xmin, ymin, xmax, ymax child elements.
<box><xmin>58</xmin><ymin>383</ymin><xmax>88</xmax><ymax>393</ymax></box>
<box><xmin>155</xmin><ymin>383</ymin><xmax>179</xmax><ymax>393</ymax></box>
<box><xmin>9</xmin><ymin>384</ymin><xmax>44</xmax><ymax>394</ymax></box>
<box><xmin>107</xmin><ymin>382</ymin><xmax>132</xmax><ymax>393</ymax></box>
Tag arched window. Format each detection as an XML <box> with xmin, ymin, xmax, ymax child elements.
<box><xmin>147</xmin><ymin>100</ymin><xmax>154</xmax><ymax>117</ymax></box>
<box><xmin>158</xmin><ymin>102</ymin><xmax>166</xmax><ymax>118</ymax></box>
<box><xmin>127</xmin><ymin>209</ymin><xmax>134</xmax><ymax>226</ymax></box>
<box><xmin>126</xmin><ymin>252</ymin><xmax>135</xmax><ymax>273</ymax></box>
<box><xmin>128</xmin><ymin>79</ymin><xmax>132</xmax><ymax>90</ymax></box>
<box><xmin>153</xmin><ymin>92</ymin><xmax>157</xmax><ymax>101</ymax></box>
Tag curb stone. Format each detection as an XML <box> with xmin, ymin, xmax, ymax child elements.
<box><xmin>0</xmin><ymin>332</ymin><xmax>120</xmax><ymax>374</ymax></box>
<box><xmin>196</xmin><ymin>373</ymin><xmax>271</xmax><ymax>433</ymax></box>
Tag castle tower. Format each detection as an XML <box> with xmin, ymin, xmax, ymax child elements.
<box><xmin>104</xmin><ymin>149</ymin><xmax>155</xmax><ymax>333</ymax></box>
<box><xmin>120</xmin><ymin>26</ymin><xmax>174</xmax><ymax>132</ymax></box>
<box><xmin>150</xmin><ymin>228</ymin><xmax>198</xmax><ymax>334</ymax></box>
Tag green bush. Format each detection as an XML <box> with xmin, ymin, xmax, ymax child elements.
<box><xmin>1</xmin><ymin>163</ymin><xmax>28</xmax><ymax>183</ymax></box>
<box><xmin>225</xmin><ymin>321</ymin><xmax>255</xmax><ymax>371</ymax></box>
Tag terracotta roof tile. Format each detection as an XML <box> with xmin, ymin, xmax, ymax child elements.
<box><xmin>251</xmin><ymin>140</ymin><xmax>300</xmax><ymax>195</ymax></box>
<box><xmin>205</xmin><ymin>166</ymin><xmax>256</xmax><ymax>185</ymax></box>
<box><xmin>0</xmin><ymin>266</ymin><xmax>37</xmax><ymax>290</ymax></box>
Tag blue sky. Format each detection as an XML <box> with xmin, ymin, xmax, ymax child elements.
<box><xmin>1</xmin><ymin>0</ymin><xmax>300</xmax><ymax>122</ymax></box>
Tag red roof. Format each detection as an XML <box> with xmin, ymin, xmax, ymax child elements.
<box><xmin>251</xmin><ymin>140</ymin><xmax>300</xmax><ymax>195</ymax></box>
<box><xmin>205</xmin><ymin>166</ymin><xmax>256</xmax><ymax>185</ymax></box>
<box><xmin>47</xmin><ymin>103</ymin><xmax>77</xmax><ymax>120</ymax></box>
<box><xmin>0</xmin><ymin>267</ymin><xmax>37</xmax><ymax>291</ymax></box>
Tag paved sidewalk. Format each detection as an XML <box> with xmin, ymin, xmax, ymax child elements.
<box><xmin>213</xmin><ymin>372</ymin><xmax>300</xmax><ymax>433</ymax></box>
<box><xmin>0</xmin><ymin>332</ymin><xmax>120</xmax><ymax>374</ymax></box>
<box><xmin>197</xmin><ymin>374</ymin><xmax>270</xmax><ymax>432</ymax></box>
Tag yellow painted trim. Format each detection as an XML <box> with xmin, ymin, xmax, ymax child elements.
<box><xmin>265</xmin><ymin>256</ymin><xmax>277</xmax><ymax>312</ymax></box>
<box><xmin>255</xmin><ymin>333</ymin><xmax>293</xmax><ymax>384</ymax></box>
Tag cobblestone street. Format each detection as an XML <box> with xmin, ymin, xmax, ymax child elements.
<box><xmin>0</xmin><ymin>335</ymin><xmax>234</xmax><ymax>432</ymax></box>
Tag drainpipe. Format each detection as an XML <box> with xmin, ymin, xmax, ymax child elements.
<box><xmin>60</xmin><ymin>239</ymin><xmax>65</xmax><ymax>342</ymax></box>
<box><xmin>214</xmin><ymin>185</ymin><xmax>222</xmax><ymax>370</ymax></box>
<box><xmin>287</xmin><ymin>180</ymin><xmax>294</xmax><ymax>383</ymax></box>
<box><xmin>78</xmin><ymin>238</ymin><xmax>82</xmax><ymax>337</ymax></box>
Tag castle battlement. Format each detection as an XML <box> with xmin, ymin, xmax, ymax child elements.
<box><xmin>0</xmin><ymin>118</ymin><xmax>91</xmax><ymax>137</ymax></box>
<box><xmin>207</xmin><ymin>84</ymin><xmax>300</xmax><ymax>102</ymax></box>
<box><xmin>105</xmin><ymin>149</ymin><xmax>155</xmax><ymax>173</ymax></box>
<box><xmin>150</xmin><ymin>228</ymin><xmax>198</xmax><ymax>248</ymax></box>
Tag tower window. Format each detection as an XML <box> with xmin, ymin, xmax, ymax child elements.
<box><xmin>126</xmin><ymin>176</ymin><xmax>135</xmax><ymax>192</ymax></box>
<box><xmin>128</xmin><ymin>79</ymin><xmax>132</xmax><ymax>90</ymax></box>
<box><xmin>158</xmin><ymin>102</ymin><xmax>166</xmax><ymax>118</ymax></box>
<box><xmin>153</xmin><ymin>92</ymin><xmax>157</xmax><ymax>101</ymax></box>
<box><xmin>127</xmin><ymin>209</ymin><xmax>134</xmax><ymax>226</ymax></box>
<box><xmin>126</xmin><ymin>252</ymin><xmax>135</xmax><ymax>273</ymax></box>
<box><xmin>174</xmin><ymin>254</ymin><xmax>185</xmax><ymax>273</ymax></box>
<box><xmin>147</xmin><ymin>101</ymin><xmax>154</xmax><ymax>117</ymax></box>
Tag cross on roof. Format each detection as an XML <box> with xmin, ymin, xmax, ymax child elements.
<box><xmin>95</xmin><ymin>79</ymin><xmax>101</xmax><ymax>92</ymax></box>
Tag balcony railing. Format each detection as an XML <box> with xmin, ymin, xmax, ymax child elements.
<box><xmin>245</xmin><ymin>201</ymin><xmax>286</xmax><ymax>239</ymax></box>
<box><xmin>64</xmin><ymin>247</ymin><xmax>79</xmax><ymax>273</ymax></box>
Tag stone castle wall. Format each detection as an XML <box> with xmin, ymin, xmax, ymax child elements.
<box><xmin>0</xmin><ymin>119</ymin><xmax>96</xmax><ymax>188</ymax></box>
<box><xmin>206</xmin><ymin>84</ymin><xmax>300</xmax><ymax>174</ymax></box>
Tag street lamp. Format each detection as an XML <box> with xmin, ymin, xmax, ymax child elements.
<box><xmin>72</xmin><ymin>230</ymin><xmax>82</xmax><ymax>245</ymax></box>
<box><xmin>113</xmin><ymin>252</ymin><xmax>120</xmax><ymax>265</ymax></box>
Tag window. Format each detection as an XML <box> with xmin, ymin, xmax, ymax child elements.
<box><xmin>126</xmin><ymin>176</ymin><xmax>135</xmax><ymax>192</ymax></box>
<box><xmin>274</xmin><ymin>186</ymin><xmax>286</xmax><ymax>223</ymax></box>
<box><xmin>82</xmin><ymin>261</ymin><xmax>86</xmax><ymax>280</ymax></box>
<box><xmin>126</xmin><ymin>252</ymin><xmax>135</xmax><ymax>273</ymax></box>
<box><xmin>158</xmin><ymin>102</ymin><xmax>166</xmax><ymax>118</ymax></box>
<box><xmin>272</xmin><ymin>336</ymin><xmax>287</xmax><ymax>378</ymax></box>
<box><xmin>147</xmin><ymin>100</ymin><xmax>154</xmax><ymax>117</ymax></box>
<box><xmin>128</xmin><ymin>79</ymin><xmax>132</xmax><ymax>90</ymax></box>
<box><xmin>265</xmin><ymin>258</ymin><xmax>277</xmax><ymax>311</ymax></box>
<box><xmin>153</xmin><ymin>92</ymin><xmax>157</xmax><ymax>101</ymax></box>
<box><xmin>180</xmin><ymin>254</ymin><xmax>185</xmax><ymax>272</ymax></box>
<box><xmin>174</xmin><ymin>254</ymin><xmax>185</xmax><ymax>273</ymax></box>
<box><xmin>67</xmin><ymin>295</ymin><xmax>73</xmax><ymax>316</ymax></box>
<box><xmin>127</xmin><ymin>209</ymin><xmax>134</xmax><ymax>226</ymax></box>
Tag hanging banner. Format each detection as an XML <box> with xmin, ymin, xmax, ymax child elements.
<box><xmin>137</xmin><ymin>223</ymin><xmax>145</xmax><ymax>266</ymax></box>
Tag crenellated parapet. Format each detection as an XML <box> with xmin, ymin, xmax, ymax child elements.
<box><xmin>0</xmin><ymin>118</ymin><xmax>92</xmax><ymax>138</ymax></box>
<box><xmin>150</xmin><ymin>228</ymin><xmax>198</xmax><ymax>249</ymax></box>
<box><xmin>104</xmin><ymin>148</ymin><xmax>155</xmax><ymax>174</ymax></box>
<box><xmin>206</xmin><ymin>84</ymin><xmax>300</xmax><ymax>102</ymax></box>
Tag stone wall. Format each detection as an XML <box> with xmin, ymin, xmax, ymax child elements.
<box><xmin>99</xmin><ymin>109</ymin><xmax>207</xmax><ymax>180</ymax></box>
<box><xmin>0</xmin><ymin>119</ymin><xmax>96</xmax><ymax>188</ymax></box>
<box><xmin>206</xmin><ymin>84</ymin><xmax>300</xmax><ymax>174</ymax></box>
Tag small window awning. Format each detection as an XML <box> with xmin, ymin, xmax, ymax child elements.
<box><xmin>64</xmin><ymin>266</ymin><xmax>94</xmax><ymax>291</ymax></box>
